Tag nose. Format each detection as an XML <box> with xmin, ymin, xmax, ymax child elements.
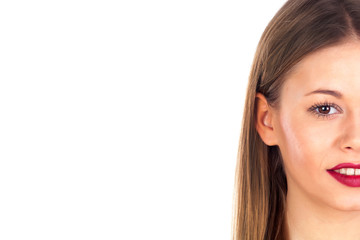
<box><xmin>340</xmin><ymin>114</ymin><xmax>360</xmax><ymax>153</ymax></box>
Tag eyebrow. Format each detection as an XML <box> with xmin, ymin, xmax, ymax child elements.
<box><xmin>304</xmin><ymin>89</ymin><xmax>343</xmax><ymax>99</ymax></box>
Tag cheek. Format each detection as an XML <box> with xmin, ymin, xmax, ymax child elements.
<box><xmin>277</xmin><ymin>114</ymin><xmax>332</xmax><ymax>173</ymax></box>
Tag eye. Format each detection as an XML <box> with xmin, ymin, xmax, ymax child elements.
<box><xmin>308</xmin><ymin>101</ymin><xmax>342</xmax><ymax>119</ymax></box>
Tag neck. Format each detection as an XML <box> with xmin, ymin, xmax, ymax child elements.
<box><xmin>285</xmin><ymin>183</ymin><xmax>360</xmax><ymax>240</ymax></box>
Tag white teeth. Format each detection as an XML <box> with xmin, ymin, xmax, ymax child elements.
<box><xmin>347</xmin><ymin>168</ymin><xmax>355</xmax><ymax>175</ymax></box>
<box><xmin>335</xmin><ymin>168</ymin><xmax>360</xmax><ymax>176</ymax></box>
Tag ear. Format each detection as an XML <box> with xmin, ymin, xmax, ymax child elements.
<box><xmin>255</xmin><ymin>93</ymin><xmax>278</xmax><ymax>146</ymax></box>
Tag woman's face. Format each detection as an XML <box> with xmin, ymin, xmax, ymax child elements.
<box><xmin>271</xmin><ymin>40</ymin><xmax>360</xmax><ymax>211</ymax></box>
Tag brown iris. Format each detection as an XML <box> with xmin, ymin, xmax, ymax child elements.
<box><xmin>318</xmin><ymin>106</ymin><xmax>331</xmax><ymax>114</ymax></box>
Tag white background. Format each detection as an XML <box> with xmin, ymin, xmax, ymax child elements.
<box><xmin>0</xmin><ymin>0</ymin><xmax>286</xmax><ymax>239</ymax></box>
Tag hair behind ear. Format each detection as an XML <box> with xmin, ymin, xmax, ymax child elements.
<box><xmin>232</xmin><ymin>0</ymin><xmax>360</xmax><ymax>239</ymax></box>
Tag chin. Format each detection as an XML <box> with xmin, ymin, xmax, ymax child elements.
<box><xmin>331</xmin><ymin>195</ymin><xmax>360</xmax><ymax>211</ymax></box>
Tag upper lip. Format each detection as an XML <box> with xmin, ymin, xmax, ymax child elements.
<box><xmin>328</xmin><ymin>163</ymin><xmax>360</xmax><ymax>170</ymax></box>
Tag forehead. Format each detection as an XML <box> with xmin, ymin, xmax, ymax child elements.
<box><xmin>281</xmin><ymin>40</ymin><xmax>360</xmax><ymax>101</ymax></box>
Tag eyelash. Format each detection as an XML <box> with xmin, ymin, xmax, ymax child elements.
<box><xmin>308</xmin><ymin>101</ymin><xmax>343</xmax><ymax>119</ymax></box>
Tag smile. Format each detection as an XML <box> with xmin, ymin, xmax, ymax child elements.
<box><xmin>334</xmin><ymin>168</ymin><xmax>360</xmax><ymax>175</ymax></box>
<box><xmin>327</xmin><ymin>163</ymin><xmax>360</xmax><ymax>187</ymax></box>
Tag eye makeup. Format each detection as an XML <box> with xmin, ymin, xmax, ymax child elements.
<box><xmin>307</xmin><ymin>100</ymin><xmax>343</xmax><ymax>119</ymax></box>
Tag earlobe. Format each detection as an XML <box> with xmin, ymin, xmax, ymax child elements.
<box><xmin>255</xmin><ymin>93</ymin><xmax>277</xmax><ymax>146</ymax></box>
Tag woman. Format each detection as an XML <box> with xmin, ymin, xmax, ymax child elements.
<box><xmin>232</xmin><ymin>0</ymin><xmax>360</xmax><ymax>239</ymax></box>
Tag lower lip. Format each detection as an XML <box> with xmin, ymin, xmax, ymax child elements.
<box><xmin>327</xmin><ymin>170</ymin><xmax>360</xmax><ymax>187</ymax></box>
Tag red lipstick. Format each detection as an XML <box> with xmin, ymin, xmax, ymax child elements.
<box><xmin>328</xmin><ymin>163</ymin><xmax>360</xmax><ymax>170</ymax></box>
<box><xmin>327</xmin><ymin>163</ymin><xmax>360</xmax><ymax>187</ymax></box>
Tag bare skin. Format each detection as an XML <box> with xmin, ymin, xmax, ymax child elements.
<box><xmin>256</xmin><ymin>40</ymin><xmax>360</xmax><ymax>240</ymax></box>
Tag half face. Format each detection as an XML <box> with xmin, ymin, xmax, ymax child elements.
<box><xmin>270</xmin><ymin>40</ymin><xmax>360</xmax><ymax>212</ymax></box>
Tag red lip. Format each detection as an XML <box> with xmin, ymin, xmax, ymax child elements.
<box><xmin>328</xmin><ymin>163</ymin><xmax>360</xmax><ymax>170</ymax></box>
<box><xmin>327</xmin><ymin>163</ymin><xmax>360</xmax><ymax>187</ymax></box>
<box><xmin>327</xmin><ymin>171</ymin><xmax>360</xmax><ymax>187</ymax></box>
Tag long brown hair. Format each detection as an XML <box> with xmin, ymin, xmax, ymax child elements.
<box><xmin>232</xmin><ymin>0</ymin><xmax>360</xmax><ymax>239</ymax></box>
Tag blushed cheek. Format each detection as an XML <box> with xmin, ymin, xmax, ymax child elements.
<box><xmin>278</xmin><ymin>115</ymin><xmax>318</xmax><ymax>172</ymax></box>
<box><xmin>283</xmin><ymin>118</ymin><xmax>338</xmax><ymax>188</ymax></box>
